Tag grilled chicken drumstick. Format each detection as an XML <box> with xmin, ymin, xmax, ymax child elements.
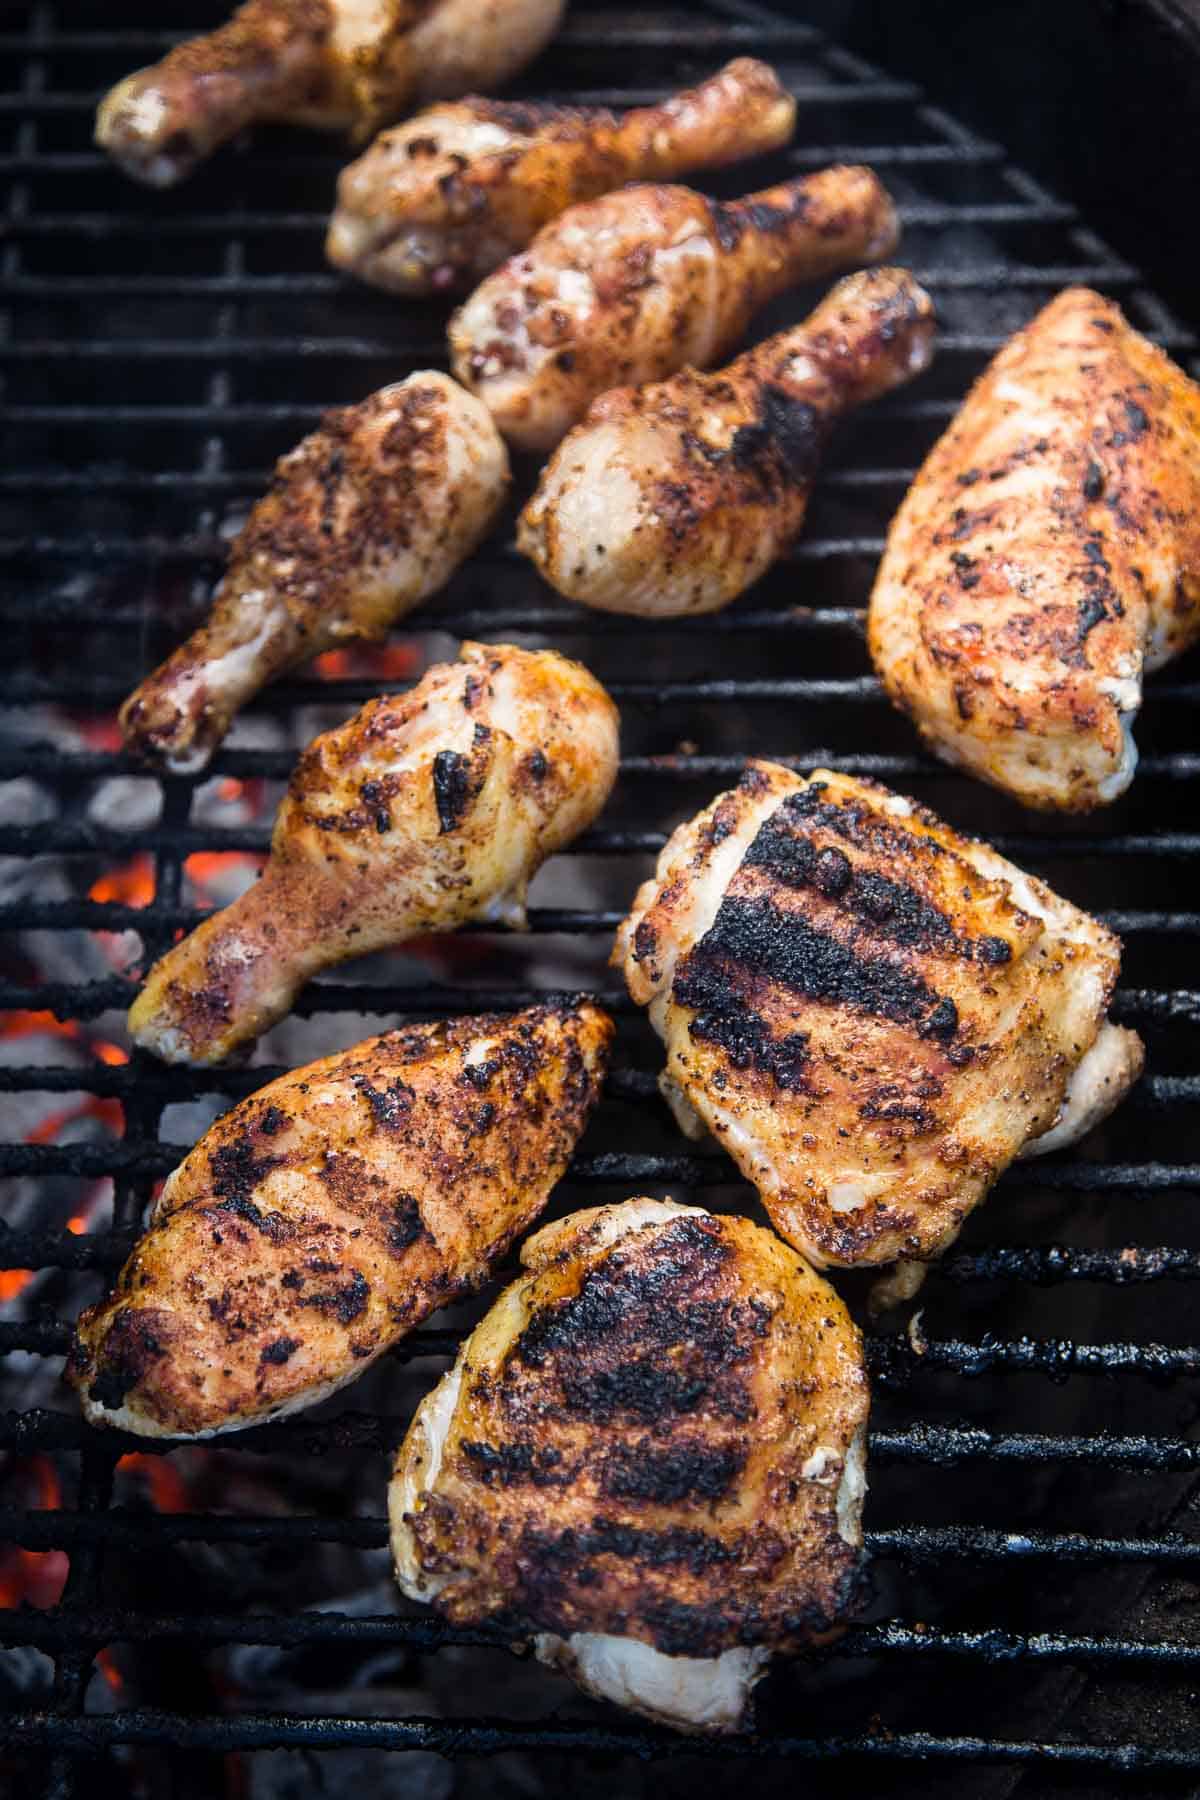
<box><xmin>520</xmin><ymin>267</ymin><xmax>934</xmax><ymax>615</ymax></box>
<box><xmin>128</xmin><ymin>643</ymin><xmax>619</xmax><ymax>1065</ymax></box>
<box><xmin>121</xmin><ymin>375</ymin><xmax>509</xmax><ymax>774</ymax></box>
<box><xmin>328</xmin><ymin>58</ymin><xmax>795</xmax><ymax>296</ymax></box>
<box><xmin>391</xmin><ymin>1197</ymin><xmax>869</xmax><ymax>1733</ymax></box>
<box><xmin>613</xmin><ymin>762</ymin><xmax>1142</xmax><ymax>1271</ymax></box>
<box><xmin>70</xmin><ymin>1001</ymin><xmax>612</xmax><ymax>1438</ymax></box>
<box><xmin>450</xmin><ymin>164</ymin><xmax>900</xmax><ymax>450</ymax></box>
<box><xmin>96</xmin><ymin>0</ymin><xmax>565</xmax><ymax>187</ymax></box>
<box><xmin>869</xmin><ymin>288</ymin><xmax>1200</xmax><ymax>810</ymax></box>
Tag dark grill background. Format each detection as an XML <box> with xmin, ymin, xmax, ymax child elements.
<box><xmin>2</xmin><ymin>2</ymin><xmax>1200</xmax><ymax>1795</ymax></box>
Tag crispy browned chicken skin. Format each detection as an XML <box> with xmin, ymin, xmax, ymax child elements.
<box><xmin>519</xmin><ymin>267</ymin><xmax>934</xmax><ymax>614</ymax></box>
<box><xmin>869</xmin><ymin>288</ymin><xmax>1200</xmax><ymax>810</ymax></box>
<box><xmin>390</xmin><ymin>1197</ymin><xmax>868</xmax><ymax>1732</ymax></box>
<box><xmin>613</xmin><ymin>762</ymin><xmax>1142</xmax><ymax>1270</ymax></box>
<box><xmin>120</xmin><ymin>374</ymin><xmax>509</xmax><ymax>773</ymax></box>
<box><xmin>95</xmin><ymin>0</ymin><xmax>565</xmax><ymax>186</ymax></box>
<box><xmin>69</xmin><ymin>1002</ymin><xmax>612</xmax><ymax>1438</ymax></box>
<box><xmin>128</xmin><ymin>642</ymin><xmax>619</xmax><ymax>1065</ymax></box>
<box><xmin>450</xmin><ymin>165</ymin><xmax>900</xmax><ymax>451</ymax></box>
<box><xmin>328</xmin><ymin>59</ymin><xmax>795</xmax><ymax>296</ymax></box>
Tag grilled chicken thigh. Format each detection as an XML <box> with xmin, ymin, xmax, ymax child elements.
<box><xmin>614</xmin><ymin>762</ymin><xmax>1141</xmax><ymax>1269</ymax></box>
<box><xmin>391</xmin><ymin>1197</ymin><xmax>869</xmax><ymax>1733</ymax></box>
<box><xmin>328</xmin><ymin>59</ymin><xmax>795</xmax><ymax>296</ymax></box>
<box><xmin>520</xmin><ymin>267</ymin><xmax>934</xmax><ymax>615</ymax></box>
<box><xmin>95</xmin><ymin>0</ymin><xmax>565</xmax><ymax>187</ymax></box>
<box><xmin>121</xmin><ymin>375</ymin><xmax>509</xmax><ymax>773</ymax></box>
<box><xmin>869</xmin><ymin>288</ymin><xmax>1200</xmax><ymax>810</ymax></box>
<box><xmin>69</xmin><ymin>1002</ymin><xmax>612</xmax><ymax>1438</ymax></box>
<box><xmin>128</xmin><ymin>642</ymin><xmax>619</xmax><ymax>1065</ymax></box>
<box><xmin>450</xmin><ymin>164</ymin><xmax>899</xmax><ymax>450</ymax></box>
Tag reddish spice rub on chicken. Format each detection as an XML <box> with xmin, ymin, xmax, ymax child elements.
<box><xmin>121</xmin><ymin>374</ymin><xmax>509</xmax><ymax>774</ymax></box>
<box><xmin>329</xmin><ymin>58</ymin><xmax>796</xmax><ymax>296</ymax></box>
<box><xmin>96</xmin><ymin>0</ymin><xmax>566</xmax><ymax>186</ymax></box>
<box><xmin>869</xmin><ymin>288</ymin><xmax>1200</xmax><ymax>810</ymax></box>
<box><xmin>69</xmin><ymin>1001</ymin><xmax>612</xmax><ymax>1438</ymax></box>
<box><xmin>450</xmin><ymin>163</ymin><xmax>900</xmax><ymax>450</ymax></box>
<box><xmin>391</xmin><ymin>1197</ymin><xmax>869</xmax><ymax>1732</ymax></box>
<box><xmin>519</xmin><ymin>267</ymin><xmax>934</xmax><ymax>614</ymax></box>
<box><xmin>613</xmin><ymin>761</ymin><xmax>1142</xmax><ymax>1272</ymax></box>
<box><xmin>128</xmin><ymin>643</ymin><xmax>619</xmax><ymax>1065</ymax></box>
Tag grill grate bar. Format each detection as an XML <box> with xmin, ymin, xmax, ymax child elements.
<box><xmin>8</xmin><ymin>1227</ymin><xmax>1200</xmax><ymax>1283</ymax></box>
<box><xmin>8</xmin><ymin>1316</ymin><xmax>1200</xmax><ymax>1386</ymax></box>
<box><xmin>4</xmin><ymin>1508</ymin><xmax>1199</xmax><ymax>1569</ymax></box>
<box><xmin>4</xmin><ymin>1711</ymin><xmax>1198</xmax><ymax>1770</ymax></box>
<box><xmin>6</xmin><ymin>1605</ymin><xmax>1200</xmax><ymax>1672</ymax></box>
<box><xmin>5</xmin><ymin>1405</ymin><xmax>1199</xmax><ymax>1470</ymax></box>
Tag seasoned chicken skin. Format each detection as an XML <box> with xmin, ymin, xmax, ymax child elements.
<box><xmin>391</xmin><ymin>1198</ymin><xmax>868</xmax><ymax>1733</ymax></box>
<box><xmin>69</xmin><ymin>1002</ymin><xmax>612</xmax><ymax>1439</ymax></box>
<box><xmin>96</xmin><ymin>0</ymin><xmax>565</xmax><ymax>187</ymax></box>
<box><xmin>128</xmin><ymin>642</ymin><xmax>619</xmax><ymax>1065</ymax></box>
<box><xmin>450</xmin><ymin>164</ymin><xmax>899</xmax><ymax>450</ymax></box>
<box><xmin>328</xmin><ymin>59</ymin><xmax>795</xmax><ymax>296</ymax></box>
<box><xmin>613</xmin><ymin>762</ymin><xmax>1142</xmax><ymax>1269</ymax></box>
<box><xmin>869</xmin><ymin>288</ymin><xmax>1200</xmax><ymax>810</ymax></box>
<box><xmin>520</xmin><ymin>267</ymin><xmax>934</xmax><ymax>615</ymax></box>
<box><xmin>120</xmin><ymin>375</ymin><xmax>509</xmax><ymax>774</ymax></box>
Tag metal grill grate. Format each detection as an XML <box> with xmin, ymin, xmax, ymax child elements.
<box><xmin>2</xmin><ymin>1</ymin><xmax>1200</xmax><ymax>1792</ymax></box>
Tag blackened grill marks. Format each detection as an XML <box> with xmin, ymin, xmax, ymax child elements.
<box><xmin>599</xmin><ymin>1439</ymin><xmax>744</xmax><ymax>1504</ymax></box>
<box><xmin>388</xmin><ymin>1192</ymin><xmax>427</xmax><ymax>1254</ymax></box>
<box><xmin>209</xmin><ymin>1139</ymin><xmax>286</xmax><ymax>1208</ymax></box>
<box><xmin>460</xmin><ymin>1439</ymin><xmax>567</xmax><ymax>1488</ymax></box>
<box><xmin>677</xmin><ymin>894</ymin><xmax>961</xmax><ymax>1047</ymax></box>
<box><xmin>673</xmin><ymin>949</ymin><xmax>812</xmax><ymax>1091</ymax></box>
<box><xmin>513</xmin><ymin>1219</ymin><xmax>760</xmax><ymax>1424</ymax></box>
<box><xmin>746</xmin><ymin>790</ymin><xmax>1013</xmax><ymax>966</ymax></box>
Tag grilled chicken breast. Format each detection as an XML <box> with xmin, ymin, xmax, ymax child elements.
<box><xmin>450</xmin><ymin>164</ymin><xmax>899</xmax><ymax>450</ymax></box>
<box><xmin>95</xmin><ymin>0</ymin><xmax>565</xmax><ymax>186</ymax></box>
<box><xmin>128</xmin><ymin>642</ymin><xmax>619</xmax><ymax>1065</ymax></box>
<box><xmin>69</xmin><ymin>1002</ymin><xmax>612</xmax><ymax>1438</ymax></box>
<box><xmin>613</xmin><ymin>762</ymin><xmax>1142</xmax><ymax>1269</ymax></box>
<box><xmin>390</xmin><ymin>1197</ymin><xmax>868</xmax><ymax>1732</ymax></box>
<box><xmin>120</xmin><ymin>375</ymin><xmax>509</xmax><ymax>773</ymax></box>
<box><xmin>328</xmin><ymin>59</ymin><xmax>795</xmax><ymax>296</ymax></box>
<box><xmin>519</xmin><ymin>267</ymin><xmax>934</xmax><ymax>615</ymax></box>
<box><xmin>868</xmin><ymin>288</ymin><xmax>1200</xmax><ymax>810</ymax></box>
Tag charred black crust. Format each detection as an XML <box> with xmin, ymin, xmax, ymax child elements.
<box><xmin>87</xmin><ymin>1312</ymin><xmax>167</xmax><ymax>1412</ymax></box>
<box><xmin>459</xmin><ymin>1439</ymin><xmax>567</xmax><ymax>1488</ymax></box>
<box><xmin>599</xmin><ymin>1439</ymin><xmax>744</xmax><ymax>1504</ymax></box>
<box><xmin>298</xmin><ymin>1269</ymin><xmax>369</xmax><ymax>1325</ymax></box>
<box><xmin>388</xmin><ymin>1192</ymin><xmax>428</xmax><ymax>1254</ymax></box>
<box><xmin>514</xmin><ymin>1219</ymin><xmax>762</xmax><ymax>1425</ymax></box>
<box><xmin>260</xmin><ymin>1336</ymin><xmax>300</xmax><ymax>1365</ymax></box>
<box><xmin>674</xmin><ymin>948</ymin><xmax>812</xmax><ymax>1091</ymax></box>
<box><xmin>675</xmin><ymin>892</ymin><xmax>961</xmax><ymax>1050</ymax></box>
<box><xmin>352</xmin><ymin>1074</ymin><xmax>415</xmax><ymax>1129</ymax></box>
<box><xmin>209</xmin><ymin>1139</ymin><xmax>285</xmax><ymax>1210</ymax></box>
<box><xmin>432</xmin><ymin>749</ymin><xmax>473</xmax><ymax>834</ymax></box>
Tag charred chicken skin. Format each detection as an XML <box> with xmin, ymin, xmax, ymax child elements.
<box><xmin>328</xmin><ymin>58</ymin><xmax>796</xmax><ymax>296</ymax></box>
<box><xmin>450</xmin><ymin>164</ymin><xmax>900</xmax><ymax>450</ymax></box>
<box><xmin>390</xmin><ymin>1197</ymin><xmax>869</xmax><ymax>1733</ymax></box>
<box><xmin>614</xmin><ymin>762</ymin><xmax>1142</xmax><ymax>1270</ymax></box>
<box><xmin>120</xmin><ymin>374</ymin><xmax>509</xmax><ymax>774</ymax></box>
<box><xmin>69</xmin><ymin>1001</ymin><xmax>612</xmax><ymax>1438</ymax></box>
<box><xmin>519</xmin><ymin>267</ymin><xmax>934</xmax><ymax>615</ymax></box>
<box><xmin>128</xmin><ymin>642</ymin><xmax>619</xmax><ymax>1065</ymax></box>
<box><xmin>868</xmin><ymin>288</ymin><xmax>1200</xmax><ymax>810</ymax></box>
<box><xmin>95</xmin><ymin>0</ymin><xmax>565</xmax><ymax>186</ymax></box>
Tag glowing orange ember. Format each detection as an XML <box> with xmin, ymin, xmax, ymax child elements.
<box><xmin>186</xmin><ymin>850</ymin><xmax>267</xmax><ymax>910</ymax></box>
<box><xmin>314</xmin><ymin>641</ymin><xmax>421</xmax><ymax>682</ymax></box>
<box><xmin>89</xmin><ymin>853</ymin><xmax>155</xmax><ymax>909</ymax></box>
<box><xmin>0</xmin><ymin>1457</ymin><xmax>67</xmax><ymax>1610</ymax></box>
<box><xmin>25</xmin><ymin>1096</ymin><xmax>123</xmax><ymax>1146</ymax></box>
<box><xmin>117</xmin><ymin>1453</ymin><xmax>189</xmax><ymax>1514</ymax></box>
